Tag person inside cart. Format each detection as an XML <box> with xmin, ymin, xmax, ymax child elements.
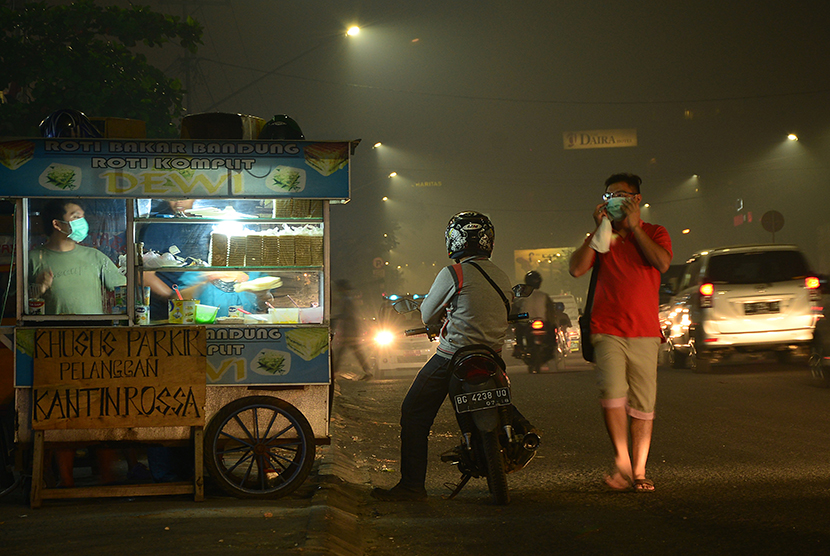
<box><xmin>139</xmin><ymin>198</ymin><xmax>262</xmax><ymax>482</ymax></box>
<box><xmin>140</xmin><ymin>198</ymin><xmax>260</xmax><ymax>321</ymax></box>
<box><xmin>29</xmin><ymin>198</ymin><xmax>127</xmax><ymax>486</ymax></box>
<box><xmin>30</xmin><ymin>199</ymin><xmax>126</xmax><ymax>315</ymax></box>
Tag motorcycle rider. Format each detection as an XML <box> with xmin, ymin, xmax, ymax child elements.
<box><xmin>372</xmin><ymin>211</ymin><xmax>537</xmax><ymax>501</ymax></box>
<box><xmin>512</xmin><ymin>270</ymin><xmax>558</xmax><ymax>358</ymax></box>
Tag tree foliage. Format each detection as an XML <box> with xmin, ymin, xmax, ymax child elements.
<box><xmin>0</xmin><ymin>0</ymin><xmax>203</xmax><ymax>137</ymax></box>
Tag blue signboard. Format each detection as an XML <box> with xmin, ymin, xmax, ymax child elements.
<box><xmin>206</xmin><ymin>326</ymin><xmax>330</xmax><ymax>385</ymax></box>
<box><xmin>0</xmin><ymin>139</ymin><xmax>350</xmax><ymax>199</ymax></box>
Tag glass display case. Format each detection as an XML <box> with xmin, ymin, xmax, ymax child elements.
<box><xmin>133</xmin><ymin>198</ymin><xmax>325</xmax><ymax>325</ymax></box>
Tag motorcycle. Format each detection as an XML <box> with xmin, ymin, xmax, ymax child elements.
<box><xmin>513</xmin><ymin>318</ymin><xmax>565</xmax><ymax>373</ymax></box>
<box><xmin>403</xmin><ymin>309</ymin><xmax>539</xmax><ymax>506</ymax></box>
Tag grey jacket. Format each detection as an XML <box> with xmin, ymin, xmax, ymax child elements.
<box><xmin>420</xmin><ymin>256</ymin><xmax>513</xmax><ymax>358</ymax></box>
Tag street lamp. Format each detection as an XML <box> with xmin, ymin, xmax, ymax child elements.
<box><xmin>787</xmin><ymin>133</ymin><xmax>798</xmax><ymax>141</ymax></box>
<box><xmin>347</xmin><ymin>26</ymin><xmax>360</xmax><ymax>36</ymax></box>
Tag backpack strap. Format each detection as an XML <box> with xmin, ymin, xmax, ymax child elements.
<box><xmin>467</xmin><ymin>261</ymin><xmax>511</xmax><ymax>319</ymax></box>
<box><xmin>448</xmin><ymin>263</ymin><xmax>464</xmax><ymax>292</ymax></box>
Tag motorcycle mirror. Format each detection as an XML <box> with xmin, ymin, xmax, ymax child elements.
<box><xmin>512</xmin><ymin>284</ymin><xmax>535</xmax><ymax>298</ymax></box>
<box><xmin>392</xmin><ymin>298</ymin><xmax>420</xmax><ymax>314</ymax></box>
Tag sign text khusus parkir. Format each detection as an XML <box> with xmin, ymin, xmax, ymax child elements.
<box><xmin>32</xmin><ymin>327</ymin><xmax>206</xmax><ymax>430</ymax></box>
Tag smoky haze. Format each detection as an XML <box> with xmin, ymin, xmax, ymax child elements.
<box><xmin>82</xmin><ymin>1</ymin><xmax>830</xmax><ymax>302</ymax></box>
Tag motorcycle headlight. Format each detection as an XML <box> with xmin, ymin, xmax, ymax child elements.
<box><xmin>374</xmin><ymin>330</ymin><xmax>395</xmax><ymax>346</ymax></box>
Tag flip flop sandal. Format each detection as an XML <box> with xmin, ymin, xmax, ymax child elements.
<box><xmin>634</xmin><ymin>478</ymin><xmax>655</xmax><ymax>492</ymax></box>
<box><xmin>603</xmin><ymin>473</ymin><xmax>633</xmax><ymax>491</ymax></box>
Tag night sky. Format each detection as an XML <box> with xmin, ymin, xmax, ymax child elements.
<box><xmin>86</xmin><ymin>1</ymin><xmax>830</xmax><ymax>298</ymax></box>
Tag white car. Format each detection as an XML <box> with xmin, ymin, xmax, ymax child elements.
<box><xmin>663</xmin><ymin>244</ymin><xmax>821</xmax><ymax>371</ymax></box>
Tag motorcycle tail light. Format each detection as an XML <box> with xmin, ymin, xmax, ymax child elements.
<box><xmin>454</xmin><ymin>355</ymin><xmax>498</xmax><ymax>384</ymax></box>
<box><xmin>530</xmin><ymin>319</ymin><xmax>545</xmax><ymax>330</ymax></box>
<box><xmin>699</xmin><ymin>283</ymin><xmax>714</xmax><ymax>309</ymax></box>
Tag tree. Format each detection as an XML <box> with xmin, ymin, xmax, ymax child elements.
<box><xmin>0</xmin><ymin>0</ymin><xmax>202</xmax><ymax>137</ymax></box>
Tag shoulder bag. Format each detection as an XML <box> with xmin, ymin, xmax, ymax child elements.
<box><xmin>579</xmin><ymin>255</ymin><xmax>600</xmax><ymax>362</ymax></box>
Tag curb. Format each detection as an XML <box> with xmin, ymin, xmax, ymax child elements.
<box><xmin>303</xmin><ymin>396</ymin><xmax>369</xmax><ymax>555</ymax></box>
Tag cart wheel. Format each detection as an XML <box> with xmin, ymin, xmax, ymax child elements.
<box><xmin>204</xmin><ymin>396</ymin><xmax>316</xmax><ymax>500</ymax></box>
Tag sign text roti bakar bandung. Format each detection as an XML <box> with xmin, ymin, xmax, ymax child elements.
<box><xmin>32</xmin><ymin>327</ymin><xmax>206</xmax><ymax>430</ymax></box>
<box><xmin>0</xmin><ymin>139</ymin><xmax>350</xmax><ymax>198</ymax></box>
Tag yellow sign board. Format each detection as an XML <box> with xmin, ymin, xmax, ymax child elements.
<box><xmin>32</xmin><ymin>327</ymin><xmax>206</xmax><ymax>430</ymax></box>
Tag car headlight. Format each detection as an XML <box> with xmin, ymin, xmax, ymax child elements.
<box><xmin>374</xmin><ymin>330</ymin><xmax>395</xmax><ymax>346</ymax></box>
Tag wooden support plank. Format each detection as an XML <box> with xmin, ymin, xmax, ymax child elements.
<box><xmin>40</xmin><ymin>482</ymin><xmax>194</xmax><ymax>500</ymax></box>
<box><xmin>194</xmin><ymin>427</ymin><xmax>204</xmax><ymax>501</ymax></box>
<box><xmin>30</xmin><ymin>431</ymin><xmax>44</xmax><ymax>509</ymax></box>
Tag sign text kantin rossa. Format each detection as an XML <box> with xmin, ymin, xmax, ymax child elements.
<box><xmin>32</xmin><ymin>327</ymin><xmax>206</xmax><ymax>430</ymax></box>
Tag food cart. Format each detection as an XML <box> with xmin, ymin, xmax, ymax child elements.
<box><xmin>0</xmin><ymin>119</ymin><xmax>355</xmax><ymax>506</ymax></box>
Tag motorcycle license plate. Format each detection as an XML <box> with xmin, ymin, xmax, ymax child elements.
<box><xmin>454</xmin><ymin>388</ymin><xmax>511</xmax><ymax>414</ymax></box>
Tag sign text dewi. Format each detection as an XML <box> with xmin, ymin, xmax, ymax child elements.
<box><xmin>32</xmin><ymin>327</ymin><xmax>206</xmax><ymax>430</ymax></box>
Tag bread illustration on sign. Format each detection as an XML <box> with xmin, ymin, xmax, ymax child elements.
<box><xmin>252</xmin><ymin>349</ymin><xmax>291</xmax><ymax>376</ymax></box>
<box><xmin>0</xmin><ymin>140</ymin><xmax>35</xmax><ymax>170</ymax></box>
<box><xmin>285</xmin><ymin>328</ymin><xmax>329</xmax><ymax>361</ymax></box>
<box><xmin>267</xmin><ymin>165</ymin><xmax>306</xmax><ymax>193</ymax></box>
<box><xmin>303</xmin><ymin>143</ymin><xmax>348</xmax><ymax>176</ymax></box>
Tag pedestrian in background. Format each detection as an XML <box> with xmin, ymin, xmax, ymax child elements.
<box><xmin>569</xmin><ymin>173</ymin><xmax>672</xmax><ymax>493</ymax></box>
<box><xmin>331</xmin><ymin>279</ymin><xmax>373</xmax><ymax>381</ymax></box>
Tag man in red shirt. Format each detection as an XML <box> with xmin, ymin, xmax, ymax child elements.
<box><xmin>569</xmin><ymin>173</ymin><xmax>672</xmax><ymax>493</ymax></box>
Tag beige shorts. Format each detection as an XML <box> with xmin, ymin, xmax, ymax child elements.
<box><xmin>592</xmin><ymin>334</ymin><xmax>660</xmax><ymax>419</ymax></box>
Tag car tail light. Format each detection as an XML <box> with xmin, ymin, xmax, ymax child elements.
<box><xmin>806</xmin><ymin>276</ymin><xmax>822</xmax><ymax>302</ymax></box>
<box><xmin>531</xmin><ymin>319</ymin><xmax>545</xmax><ymax>330</ymax></box>
<box><xmin>699</xmin><ymin>283</ymin><xmax>714</xmax><ymax>308</ymax></box>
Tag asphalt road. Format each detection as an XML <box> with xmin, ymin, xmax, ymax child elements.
<box><xmin>335</xmin><ymin>353</ymin><xmax>830</xmax><ymax>556</ymax></box>
<box><xmin>3</xmin><ymin>352</ymin><xmax>828</xmax><ymax>556</ymax></box>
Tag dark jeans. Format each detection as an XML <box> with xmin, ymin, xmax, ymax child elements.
<box><xmin>399</xmin><ymin>354</ymin><xmax>453</xmax><ymax>489</ymax></box>
<box><xmin>398</xmin><ymin>353</ymin><xmax>533</xmax><ymax>489</ymax></box>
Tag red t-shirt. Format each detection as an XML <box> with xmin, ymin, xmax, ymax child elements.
<box><xmin>589</xmin><ymin>222</ymin><xmax>672</xmax><ymax>338</ymax></box>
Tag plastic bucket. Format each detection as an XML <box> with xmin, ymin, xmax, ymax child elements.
<box><xmin>194</xmin><ymin>304</ymin><xmax>219</xmax><ymax>324</ymax></box>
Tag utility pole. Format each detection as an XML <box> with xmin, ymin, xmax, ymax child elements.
<box><xmin>161</xmin><ymin>0</ymin><xmax>228</xmax><ymax>113</ymax></box>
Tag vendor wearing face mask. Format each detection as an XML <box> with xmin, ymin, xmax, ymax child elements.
<box><xmin>569</xmin><ymin>173</ymin><xmax>672</xmax><ymax>494</ymax></box>
<box><xmin>30</xmin><ymin>199</ymin><xmax>127</xmax><ymax>315</ymax></box>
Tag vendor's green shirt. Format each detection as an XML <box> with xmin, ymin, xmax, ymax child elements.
<box><xmin>30</xmin><ymin>245</ymin><xmax>126</xmax><ymax>315</ymax></box>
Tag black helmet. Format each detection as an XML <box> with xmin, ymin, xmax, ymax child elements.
<box><xmin>39</xmin><ymin>108</ymin><xmax>102</xmax><ymax>138</ymax></box>
<box><xmin>554</xmin><ymin>302</ymin><xmax>565</xmax><ymax>312</ymax></box>
<box><xmin>445</xmin><ymin>211</ymin><xmax>495</xmax><ymax>260</ymax></box>
<box><xmin>258</xmin><ymin>114</ymin><xmax>305</xmax><ymax>140</ymax></box>
<box><xmin>524</xmin><ymin>270</ymin><xmax>542</xmax><ymax>288</ymax></box>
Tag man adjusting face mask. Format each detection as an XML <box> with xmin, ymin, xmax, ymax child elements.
<box><xmin>605</xmin><ymin>197</ymin><xmax>628</xmax><ymax>221</ymax></box>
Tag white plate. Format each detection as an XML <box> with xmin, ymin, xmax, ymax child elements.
<box><xmin>251</xmin><ymin>349</ymin><xmax>291</xmax><ymax>376</ymax></box>
<box><xmin>39</xmin><ymin>163</ymin><xmax>82</xmax><ymax>191</ymax></box>
<box><xmin>266</xmin><ymin>165</ymin><xmax>306</xmax><ymax>193</ymax></box>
